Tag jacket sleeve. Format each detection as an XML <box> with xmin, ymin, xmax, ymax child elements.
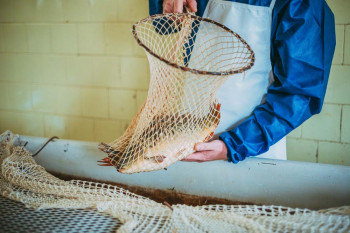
<box><xmin>219</xmin><ymin>0</ymin><xmax>336</xmax><ymax>163</ymax></box>
<box><xmin>149</xmin><ymin>0</ymin><xmax>163</xmax><ymax>15</ymax></box>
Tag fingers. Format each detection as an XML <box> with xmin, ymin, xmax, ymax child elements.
<box><xmin>163</xmin><ymin>0</ymin><xmax>174</xmax><ymax>13</ymax></box>
<box><xmin>174</xmin><ymin>0</ymin><xmax>185</xmax><ymax>13</ymax></box>
<box><xmin>163</xmin><ymin>0</ymin><xmax>197</xmax><ymax>13</ymax></box>
<box><xmin>181</xmin><ymin>151</ymin><xmax>218</xmax><ymax>162</ymax></box>
<box><xmin>195</xmin><ymin>140</ymin><xmax>224</xmax><ymax>151</ymax></box>
<box><xmin>186</xmin><ymin>0</ymin><xmax>197</xmax><ymax>12</ymax></box>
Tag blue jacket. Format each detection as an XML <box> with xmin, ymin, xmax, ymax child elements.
<box><xmin>149</xmin><ymin>0</ymin><xmax>336</xmax><ymax>163</ymax></box>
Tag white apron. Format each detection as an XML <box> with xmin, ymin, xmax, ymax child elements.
<box><xmin>204</xmin><ymin>0</ymin><xmax>287</xmax><ymax>160</ymax></box>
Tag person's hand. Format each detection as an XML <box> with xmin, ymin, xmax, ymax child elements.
<box><xmin>182</xmin><ymin>140</ymin><xmax>228</xmax><ymax>162</ymax></box>
<box><xmin>163</xmin><ymin>0</ymin><xmax>197</xmax><ymax>13</ymax></box>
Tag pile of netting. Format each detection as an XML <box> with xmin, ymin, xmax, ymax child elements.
<box><xmin>1</xmin><ymin>131</ymin><xmax>350</xmax><ymax>233</ymax></box>
<box><xmin>98</xmin><ymin>13</ymin><xmax>255</xmax><ymax>173</ymax></box>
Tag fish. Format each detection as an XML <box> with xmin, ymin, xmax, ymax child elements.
<box><xmin>98</xmin><ymin>102</ymin><xmax>221</xmax><ymax>174</ymax></box>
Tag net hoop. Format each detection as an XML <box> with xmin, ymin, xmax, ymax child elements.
<box><xmin>132</xmin><ymin>13</ymin><xmax>255</xmax><ymax>76</ymax></box>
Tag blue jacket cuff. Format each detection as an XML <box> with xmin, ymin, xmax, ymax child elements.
<box><xmin>219</xmin><ymin>132</ymin><xmax>240</xmax><ymax>164</ymax></box>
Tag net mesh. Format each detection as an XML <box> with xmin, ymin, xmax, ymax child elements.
<box><xmin>1</xmin><ymin>131</ymin><xmax>350</xmax><ymax>233</ymax></box>
<box><xmin>98</xmin><ymin>13</ymin><xmax>255</xmax><ymax>173</ymax></box>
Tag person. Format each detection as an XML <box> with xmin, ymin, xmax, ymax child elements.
<box><xmin>149</xmin><ymin>0</ymin><xmax>336</xmax><ymax>163</ymax></box>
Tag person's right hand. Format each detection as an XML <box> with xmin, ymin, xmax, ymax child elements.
<box><xmin>163</xmin><ymin>0</ymin><xmax>197</xmax><ymax>13</ymax></box>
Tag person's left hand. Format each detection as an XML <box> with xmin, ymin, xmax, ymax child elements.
<box><xmin>182</xmin><ymin>140</ymin><xmax>228</xmax><ymax>162</ymax></box>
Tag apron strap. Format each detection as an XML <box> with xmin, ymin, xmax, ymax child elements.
<box><xmin>269</xmin><ymin>0</ymin><xmax>277</xmax><ymax>10</ymax></box>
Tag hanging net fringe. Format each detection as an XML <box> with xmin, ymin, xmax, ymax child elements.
<box><xmin>98</xmin><ymin>13</ymin><xmax>255</xmax><ymax>173</ymax></box>
<box><xmin>1</xmin><ymin>131</ymin><xmax>350</xmax><ymax>233</ymax></box>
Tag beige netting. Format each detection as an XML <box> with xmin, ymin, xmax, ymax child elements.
<box><xmin>1</xmin><ymin>131</ymin><xmax>350</xmax><ymax>233</ymax></box>
<box><xmin>98</xmin><ymin>13</ymin><xmax>255</xmax><ymax>173</ymax></box>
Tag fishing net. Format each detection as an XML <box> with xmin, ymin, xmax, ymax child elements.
<box><xmin>1</xmin><ymin>131</ymin><xmax>350</xmax><ymax>233</ymax></box>
<box><xmin>98</xmin><ymin>13</ymin><xmax>255</xmax><ymax>173</ymax></box>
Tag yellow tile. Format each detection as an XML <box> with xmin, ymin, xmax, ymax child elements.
<box><xmin>39</xmin><ymin>55</ymin><xmax>67</xmax><ymax>84</ymax></box>
<box><xmin>10</xmin><ymin>0</ymin><xmax>36</xmax><ymax>22</ymax></box>
<box><xmin>63</xmin><ymin>0</ymin><xmax>90</xmax><ymax>22</ymax></box>
<box><xmin>0</xmin><ymin>0</ymin><xmax>36</xmax><ymax>22</ymax></box>
<box><xmin>34</xmin><ymin>0</ymin><xmax>64</xmax><ymax>22</ymax></box>
<box><xmin>13</xmin><ymin>54</ymin><xmax>41</xmax><ymax>83</ymax></box>
<box><xmin>327</xmin><ymin>0</ymin><xmax>350</xmax><ymax>24</ymax></box>
<box><xmin>325</xmin><ymin>66</ymin><xmax>350</xmax><ymax>104</ymax></box>
<box><xmin>136</xmin><ymin>90</ymin><xmax>148</xmax><ymax>110</ymax></box>
<box><xmin>81</xmin><ymin>87</ymin><xmax>108</xmax><ymax>118</ymax></box>
<box><xmin>344</xmin><ymin>25</ymin><xmax>350</xmax><ymax>65</ymax></box>
<box><xmin>91</xmin><ymin>56</ymin><xmax>120</xmax><ymax>87</ymax></box>
<box><xmin>287</xmin><ymin>125</ymin><xmax>301</xmax><ymax>138</ymax></box>
<box><xmin>52</xmin><ymin>23</ymin><xmax>78</xmax><ymax>54</ymax></box>
<box><xmin>0</xmin><ymin>83</ymin><xmax>9</xmax><ymax>109</ymax></box>
<box><xmin>94</xmin><ymin>119</ymin><xmax>122</xmax><ymax>142</ymax></box>
<box><xmin>68</xmin><ymin>117</ymin><xmax>94</xmax><ymax>141</ymax></box>
<box><xmin>44</xmin><ymin>115</ymin><xmax>69</xmax><ymax>138</ymax></box>
<box><xmin>120</xmin><ymin>119</ymin><xmax>132</xmax><ymax>132</ymax></box>
<box><xmin>90</xmin><ymin>0</ymin><xmax>118</xmax><ymax>22</ymax></box>
<box><xmin>31</xmin><ymin>84</ymin><xmax>57</xmax><ymax>113</ymax></box>
<box><xmin>286</xmin><ymin>138</ymin><xmax>317</xmax><ymax>163</ymax></box>
<box><xmin>2</xmin><ymin>24</ymin><xmax>28</xmax><ymax>52</ymax></box>
<box><xmin>132</xmin><ymin>39</ymin><xmax>147</xmax><ymax>57</ymax></box>
<box><xmin>0</xmin><ymin>111</ymin><xmax>44</xmax><ymax>137</ymax></box>
<box><xmin>0</xmin><ymin>111</ymin><xmax>20</xmax><ymax>133</ymax></box>
<box><xmin>120</xmin><ymin>57</ymin><xmax>149</xmax><ymax>89</ymax></box>
<box><xmin>341</xmin><ymin>106</ymin><xmax>350</xmax><ymax>143</ymax></box>
<box><xmin>77</xmin><ymin>23</ymin><xmax>105</xmax><ymax>54</ymax></box>
<box><xmin>319</xmin><ymin>142</ymin><xmax>350</xmax><ymax>166</ymax></box>
<box><xmin>0</xmin><ymin>0</ymin><xmax>12</xmax><ymax>22</ymax></box>
<box><xmin>117</xmin><ymin>0</ymin><xmax>148</xmax><ymax>22</ymax></box>
<box><xmin>301</xmin><ymin>104</ymin><xmax>341</xmax><ymax>141</ymax></box>
<box><xmin>27</xmin><ymin>24</ymin><xmax>52</xmax><ymax>53</ymax></box>
<box><xmin>105</xmin><ymin>23</ymin><xmax>134</xmax><ymax>55</ymax></box>
<box><xmin>7</xmin><ymin>83</ymin><xmax>32</xmax><ymax>111</ymax></box>
<box><xmin>65</xmin><ymin>56</ymin><xmax>92</xmax><ymax>85</ymax></box>
<box><xmin>0</xmin><ymin>54</ymin><xmax>17</xmax><ymax>81</ymax></box>
<box><xmin>56</xmin><ymin>86</ymin><xmax>81</xmax><ymax>115</ymax></box>
<box><xmin>0</xmin><ymin>24</ymin><xmax>3</xmax><ymax>52</ymax></box>
<box><xmin>333</xmin><ymin>25</ymin><xmax>344</xmax><ymax>65</ymax></box>
<box><xmin>109</xmin><ymin>89</ymin><xmax>137</xmax><ymax>120</ymax></box>
<box><xmin>20</xmin><ymin>112</ymin><xmax>45</xmax><ymax>137</ymax></box>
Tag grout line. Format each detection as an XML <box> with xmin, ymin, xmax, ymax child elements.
<box><xmin>342</xmin><ymin>25</ymin><xmax>345</xmax><ymax>65</ymax></box>
<box><xmin>0</xmin><ymin>50</ymin><xmax>147</xmax><ymax>58</ymax></box>
<box><xmin>0</xmin><ymin>20</ymin><xmax>141</xmax><ymax>24</ymax></box>
<box><xmin>340</xmin><ymin>105</ymin><xmax>343</xmax><ymax>142</ymax></box>
<box><xmin>0</xmin><ymin>108</ymin><xmax>130</xmax><ymax>122</ymax></box>
<box><xmin>0</xmin><ymin>80</ymin><xmax>149</xmax><ymax>92</ymax></box>
<box><xmin>315</xmin><ymin>141</ymin><xmax>319</xmax><ymax>163</ymax></box>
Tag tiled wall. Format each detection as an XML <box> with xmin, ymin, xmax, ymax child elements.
<box><xmin>0</xmin><ymin>0</ymin><xmax>349</xmax><ymax>166</ymax></box>
<box><xmin>286</xmin><ymin>0</ymin><xmax>350</xmax><ymax>166</ymax></box>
